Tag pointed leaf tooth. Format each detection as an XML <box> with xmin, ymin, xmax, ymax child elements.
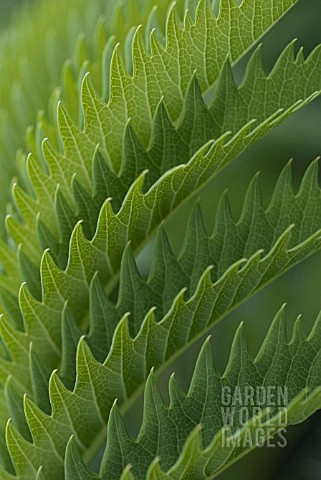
<box><xmin>74</xmin><ymin>336</ymin><xmax>109</xmax><ymax>425</ymax></box>
<box><xmin>117</xmin><ymin>170</ymin><xmax>149</xmax><ymax>243</ymax></box>
<box><xmin>24</xmin><ymin>393</ymin><xmax>73</xmax><ymax>463</ymax></box>
<box><xmin>241</xmin><ymin>44</ymin><xmax>264</xmax><ymax>87</ymax></box>
<box><xmin>40</xmin><ymin>249</ymin><xmax>66</xmax><ymax>307</ymax></box>
<box><xmin>147</xmin><ymin>456</ymin><xmax>171</xmax><ymax>479</ymax></box>
<box><xmin>188</xmin><ymin>337</ymin><xmax>214</xmax><ymax>396</ymax></box>
<box><xmin>100</xmin><ymin>400</ymin><xmax>133</xmax><ymax>478</ymax></box>
<box><xmin>139</xmin><ymin>307</ymin><xmax>168</xmax><ymax>372</ymax></box>
<box><xmin>48</xmin><ymin>370</ymin><xmax>86</xmax><ymax>450</ymax></box>
<box><xmin>137</xmin><ymin>371</ymin><xmax>170</xmax><ymax>456</ymax></box>
<box><xmin>294</xmin><ymin>160</ymin><xmax>321</xmax><ymax>242</ymax></box>
<box><xmin>186</xmin><ymin>265</ymin><xmax>216</xmax><ymax>336</ymax></box>
<box><xmin>297</xmin><ymin>157</ymin><xmax>320</xmax><ymax>198</ymax></box>
<box><xmin>269</xmin><ymin>39</ymin><xmax>297</xmax><ymax>78</ymax></box>
<box><xmin>65</xmin><ymin>436</ymin><xmax>98</xmax><ymax>479</ymax></box>
<box><xmin>209</xmin><ymin>56</ymin><xmax>237</xmax><ymax>116</ymax></box>
<box><xmin>57</xmin><ymin>101</ymin><xmax>94</xmax><ymax>190</ymax></box>
<box><xmin>267</xmin><ymin>159</ymin><xmax>294</xmax><ymax>214</ymax></box>
<box><xmin>109</xmin><ymin>43</ymin><xmax>127</xmax><ymax>100</ymax></box>
<box><xmin>255</xmin><ymin>305</ymin><xmax>288</xmax><ymax>363</ymax></box>
<box><xmin>149</xmin><ymin>225</ymin><xmax>183</xmax><ymax>305</ymax></box>
<box><xmin>145</xmin><ymin>6</ymin><xmax>163</xmax><ymax>52</ymax></box>
<box><xmin>149</xmin><ymin>26</ymin><xmax>165</xmax><ymax>58</ymax></box>
<box><xmin>117</xmin><ymin>244</ymin><xmax>157</xmax><ymax>336</ymax></box>
<box><xmin>131</xmin><ymin>26</ymin><xmax>145</xmax><ymax>78</ymax></box>
<box><xmin>165</xmin><ymin>287</ymin><xmax>197</xmax><ymax>357</ymax></box>
<box><xmin>6</xmin><ymin>418</ymin><xmax>39</xmax><ymax>479</ymax></box>
<box><xmin>257</xmin><ymin>225</ymin><xmax>295</xmax><ymax>284</ymax></box>
<box><xmin>291</xmin><ymin>315</ymin><xmax>306</xmax><ymax>343</ymax></box>
<box><xmin>178</xmin><ymin>73</ymin><xmax>212</xmax><ymax>153</ymax></box>
<box><xmin>179</xmin><ymin>203</ymin><xmax>211</xmax><ymax>292</ymax></box>
<box><xmin>211</xmin><ymin>190</ymin><xmax>236</xmax><ymax>275</ymax></box>
<box><xmin>120</xmin><ymin>464</ymin><xmax>135</xmax><ymax>480</ymax></box>
<box><xmin>0</xmin><ymin>316</ymin><xmax>31</xmax><ymax>391</ymax></box>
<box><xmin>169</xmin><ymin>373</ymin><xmax>186</xmax><ymax>407</ymax></box>
<box><xmin>223</xmin><ymin>322</ymin><xmax>251</xmax><ymax>379</ymax></box>
<box><xmin>41</xmin><ymin>241</ymin><xmax>89</xmax><ymax>321</ymax></box>
<box><xmin>238</xmin><ymin>172</ymin><xmax>263</xmax><ymax>224</ymax></box>
<box><xmin>19</xmin><ymin>282</ymin><xmax>60</xmax><ymax>363</ymax></box>
<box><xmin>187</xmin><ymin>338</ymin><xmax>222</xmax><ymax>445</ymax></box>
<box><xmin>41</xmin><ymin>138</ymin><xmax>73</xmax><ymax>205</ymax></box>
<box><xmin>81</xmin><ymin>74</ymin><xmax>109</xmax><ymax>158</ymax></box>
<box><xmin>36</xmin><ymin>466</ymin><xmax>45</xmax><ymax>480</ymax></box>
<box><xmin>103</xmin><ymin>313</ymin><xmax>132</xmax><ymax>402</ymax></box>
<box><xmin>308</xmin><ymin>310</ymin><xmax>321</xmax><ymax>344</ymax></box>
<box><xmin>67</xmin><ymin>220</ymin><xmax>95</xmax><ymax>285</ymax></box>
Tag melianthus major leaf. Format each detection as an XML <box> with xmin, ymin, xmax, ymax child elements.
<box><xmin>0</xmin><ymin>0</ymin><xmax>320</xmax><ymax>478</ymax></box>
<box><xmin>100</xmin><ymin>307</ymin><xmax>321</xmax><ymax>480</ymax></box>
<box><xmin>2</xmin><ymin>160</ymin><xmax>321</xmax><ymax>477</ymax></box>
<box><xmin>2</xmin><ymin>0</ymin><xmax>307</xmax><ymax>296</ymax></box>
<box><xmin>3</xmin><ymin>40</ymin><xmax>321</xmax><ymax>316</ymax></box>
<box><xmin>27</xmin><ymin>307</ymin><xmax>321</xmax><ymax>479</ymax></box>
<box><xmin>0</xmin><ymin>0</ymin><xmax>298</xmax><ymax>229</ymax></box>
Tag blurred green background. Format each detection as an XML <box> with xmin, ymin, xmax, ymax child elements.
<box><xmin>1</xmin><ymin>1</ymin><xmax>321</xmax><ymax>479</ymax></box>
<box><xmin>0</xmin><ymin>0</ymin><xmax>25</xmax><ymax>25</ymax></box>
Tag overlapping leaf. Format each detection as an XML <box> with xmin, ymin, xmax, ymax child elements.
<box><xmin>3</xmin><ymin>160</ymin><xmax>321</xmax><ymax>477</ymax></box>
<box><xmin>4</xmin><ymin>40</ymin><xmax>321</xmax><ymax>314</ymax></box>
<box><xmin>0</xmin><ymin>0</ymin><xmax>172</xmax><ymax>222</ymax></box>
<box><xmin>0</xmin><ymin>0</ymin><xmax>320</xmax><ymax>478</ymax></box>
<box><xmin>3</xmin><ymin>0</ymin><xmax>306</xmax><ymax>297</ymax></box>
<box><xmin>11</xmin><ymin>306</ymin><xmax>321</xmax><ymax>479</ymax></box>
<box><xmin>93</xmin><ymin>306</ymin><xmax>321</xmax><ymax>479</ymax></box>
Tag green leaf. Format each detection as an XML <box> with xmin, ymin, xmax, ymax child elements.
<box><xmin>61</xmin><ymin>306</ymin><xmax>321</xmax><ymax>479</ymax></box>
<box><xmin>5</xmin><ymin>41</ymin><xmax>321</xmax><ymax>312</ymax></box>
<box><xmin>3</xmin><ymin>160</ymin><xmax>321</xmax><ymax>477</ymax></box>
<box><xmin>0</xmin><ymin>1</ymin><xmax>320</xmax><ymax>478</ymax></box>
<box><xmin>0</xmin><ymin>0</ymin><xmax>179</xmax><ymax>225</ymax></box>
<box><xmin>4</xmin><ymin>0</ymin><xmax>307</xmax><ymax>294</ymax></box>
